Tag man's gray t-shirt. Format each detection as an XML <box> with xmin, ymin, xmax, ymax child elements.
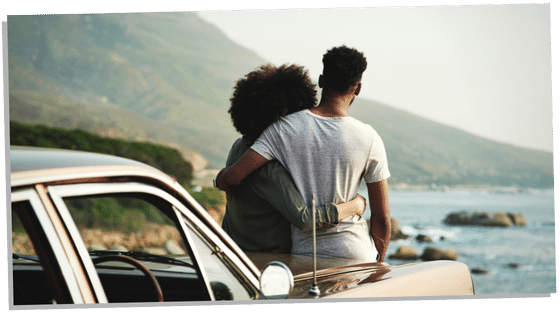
<box><xmin>251</xmin><ymin>109</ymin><xmax>390</xmax><ymax>262</ymax></box>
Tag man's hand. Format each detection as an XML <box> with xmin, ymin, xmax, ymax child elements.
<box><xmin>366</xmin><ymin>179</ymin><xmax>391</xmax><ymax>262</ymax></box>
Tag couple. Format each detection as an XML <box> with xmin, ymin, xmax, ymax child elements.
<box><xmin>216</xmin><ymin>46</ymin><xmax>391</xmax><ymax>263</ymax></box>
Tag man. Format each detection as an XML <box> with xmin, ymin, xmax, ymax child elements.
<box><xmin>221</xmin><ymin>64</ymin><xmax>366</xmax><ymax>254</ymax></box>
<box><xmin>216</xmin><ymin>46</ymin><xmax>391</xmax><ymax>262</ymax></box>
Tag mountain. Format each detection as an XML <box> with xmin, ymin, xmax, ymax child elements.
<box><xmin>350</xmin><ymin>99</ymin><xmax>552</xmax><ymax>188</ymax></box>
<box><xmin>7</xmin><ymin>12</ymin><xmax>267</xmax><ymax>167</ymax></box>
<box><xmin>7</xmin><ymin>12</ymin><xmax>553</xmax><ymax>188</ymax></box>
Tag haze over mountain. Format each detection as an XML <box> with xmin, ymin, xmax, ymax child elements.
<box><xmin>7</xmin><ymin>12</ymin><xmax>553</xmax><ymax>188</ymax></box>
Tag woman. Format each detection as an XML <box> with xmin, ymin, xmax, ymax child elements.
<box><xmin>221</xmin><ymin>64</ymin><xmax>365</xmax><ymax>254</ymax></box>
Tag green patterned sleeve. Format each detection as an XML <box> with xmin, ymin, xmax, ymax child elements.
<box><xmin>251</xmin><ymin>162</ymin><xmax>339</xmax><ymax>231</ymax></box>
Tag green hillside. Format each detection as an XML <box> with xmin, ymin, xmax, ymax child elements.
<box><xmin>10</xmin><ymin>120</ymin><xmax>194</xmax><ymax>187</ymax></box>
<box><xmin>7</xmin><ymin>12</ymin><xmax>553</xmax><ymax>188</ymax></box>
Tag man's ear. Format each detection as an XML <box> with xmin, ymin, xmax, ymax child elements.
<box><xmin>354</xmin><ymin>83</ymin><xmax>362</xmax><ymax>95</ymax></box>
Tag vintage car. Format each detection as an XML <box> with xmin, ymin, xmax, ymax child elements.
<box><xmin>10</xmin><ymin>146</ymin><xmax>474</xmax><ymax>307</ymax></box>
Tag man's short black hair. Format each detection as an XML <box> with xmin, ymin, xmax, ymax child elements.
<box><xmin>228</xmin><ymin>64</ymin><xmax>317</xmax><ymax>142</ymax></box>
<box><xmin>322</xmin><ymin>45</ymin><xmax>367</xmax><ymax>92</ymax></box>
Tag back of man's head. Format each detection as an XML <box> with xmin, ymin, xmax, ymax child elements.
<box><xmin>322</xmin><ymin>46</ymin><xmax>367</xmax><ymax>92</ymax></box>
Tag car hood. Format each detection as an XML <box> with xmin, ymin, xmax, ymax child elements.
<box><xmin>246</xmin><ymin>253</ymin><xmax>390</xmax><ymax>299</ymax></box>
<box><xmin>246</xmin><ymin>253</ymin><xmax>474</xmax><ymax>299</ymax></box>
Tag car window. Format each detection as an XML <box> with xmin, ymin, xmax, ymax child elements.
<box><xmin>12</xmin><ymin>201</ymin><xmax>53</xmax><ymax>305</ymax></box>
<box><xmin>12</xmin><ymin>203</ymin><xmax>37</xmax><ymax>257</ymax></box>
<box><xmin>183</xmin><ymin>217</ymin><xmax>252</xmax><ymax>301</ymax></box>
<box><xmin>62</xmin><ymin>193</ymin><xmax>210</xmax><ymax>303</ymax></box>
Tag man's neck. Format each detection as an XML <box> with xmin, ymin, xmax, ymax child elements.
<box><xmin>310</xmin><ymin>94</ymin><xmax>354</xmax><ymax>117</ymax></box>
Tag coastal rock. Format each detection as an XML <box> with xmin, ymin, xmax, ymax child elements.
<box><xmin>471</xmin><ymin>268</ymin><xmax>488</xmax><ymax>275</ymax></box>
<box><xmin>390</xmin><ymin>218</ymin><xmax>410</xmax><ymax>241</ymax></box>
<box><xmin>443</xmin><ymin>211</ymin><xmax>526</xmax><ymax>227</ymax></box>
<box><xmin>420</xmin><ymin>247</ymin><xmax>458</xmax><ymax>261</ymax></box>
<box><xmin>389</xmin><ymin>246</ymin><xmax>419</xmax><ymax>260</ymax></box>
<box><xmin>415</xmin><ymin>234</ymin><xmax>433</xmax><ymax>243</ymax></box>
<box><xmin>508</xmin><ymin>213</ymin><xmax>527</xmax><ymax>227</ymax></box>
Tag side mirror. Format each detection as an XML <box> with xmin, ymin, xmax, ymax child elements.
<box><xmin>259</xmin><ymin>261</ymin><xmax>294</xmax><ymax>299</ymax></box>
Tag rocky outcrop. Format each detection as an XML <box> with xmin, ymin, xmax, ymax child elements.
<box><xmin>471</xmin><ymin>268</ymin><xmax>488</xmax><ymax>275</ymax></box>
<box><xmin>390</xmin><ymin>218</ymin><xmax>410</xmax><ymax>241</ymax></box>
<box><xmin>415</xmin><ymin>234</ymin><xmax>433</xmax><ymax>243</ymax></box>
<box><xmin>420</xmin><ymin>247</ymin><xmax>458</xmax><ymax>261</ymax></box>
<box><xmin>389</xmin><ymin>246</ymin><xmax>419</xmax><ymax>260</ymax></box>
<box><xmin>443</xmin><ymin>211</ymin><xmax>527</xmax><ymax>227</ymax></box>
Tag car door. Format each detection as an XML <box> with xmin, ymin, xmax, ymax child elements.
<box><xmin>12</xmin><ymin>187</ymin><xmax>95</xmax><ymax>305</ymax></box>
<box><xmin>46</xmin><ymin>181</ymin><xmax>258</xmax><ymax>303</ymax></box>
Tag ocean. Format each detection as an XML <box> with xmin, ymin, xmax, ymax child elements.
<box><xmin>359</xmin><ymin>189</ymin><xmax>556</xmax><ymax>296</ymax></box>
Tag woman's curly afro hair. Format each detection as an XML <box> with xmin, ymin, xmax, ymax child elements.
<box><xmin>321</xmin><ymin>45</ymin><xmax>367</xmax><ymax>92</ymax></box>
<box><xmin>228</xmin><ymin>64</ymin><xmax>317</xmax><ymax>142</ymax></box>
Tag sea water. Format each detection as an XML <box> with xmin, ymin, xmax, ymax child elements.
<box><xmin>359</xmin><ymin>189</ymin><xmax>556</xmax><ymax>295</ymax></box>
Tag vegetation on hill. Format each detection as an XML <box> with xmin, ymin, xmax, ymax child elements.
<box><xmin>10</xmin><ymin>121</ymin><xmax>194</xmax><ymax>187</ymax></box>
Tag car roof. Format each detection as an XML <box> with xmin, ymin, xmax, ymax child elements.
<box><xmin>10</xmin><ymin>146</ymin><xmax>155</xmax><ymax>172</ymax></box>
<box><xmin>10</xmin><ymin>146</ymin><xmax>168</xmax><ymax>188</ymax></box>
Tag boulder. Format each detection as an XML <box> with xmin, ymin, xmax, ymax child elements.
<box><xmin>389</xmin><ymin>246</ymin><xmax>419</xmax><ymax>260</ymax></box>
<box><xmin>420</xmin><ymin>247</ymin><xmax>457</xmax><ymax>261</ymax></box>
<box><xmin>485</xmin><ymin>213</ymin><xmax>514</xmax><ymax>227</ymax></box>
<box><xmin>415</xmin><ymin>234</ymin><xmax>433</xmax><ymax>243</ymax></box>
<box><xmin>443</xmin><ymin>211</ymin><xmax>526</xmax><ymax>227</ymax></box>
<box><xmin>471</xmin><ymin>268</ymin><xmax>488</xmax><ymax>275</ymax></box>
<box><xmin>508</xmin><ymin>213</ymin><xmax>527</xmax><ymax>226</ymax></box>
<box><xmin>390</xmin><ymin>218</ymin><xmax>410</xmax><ymax>241</ymax></box>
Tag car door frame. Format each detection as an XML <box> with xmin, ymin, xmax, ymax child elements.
<box><xmin>47</xmin><ymin>180</ymin><xmax>261</xmax><ymax>302</ymax></box>
<box><xmin>12</xmin><ymin>187</ymin><xmax>92</xmax><ymax>304</ymax></box>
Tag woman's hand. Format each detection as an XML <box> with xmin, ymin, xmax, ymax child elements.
<box><xmin>354</xmin><ymin>194</ymin><xmax>366</xmax><ymax>216</ymax></box>
<box><xmin>336</xmin><ymin>193</ymin><xmax>367</xmax><ymax>221</ymax></box>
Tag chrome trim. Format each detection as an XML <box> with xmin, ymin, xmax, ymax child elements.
<box><xmin>171</xmin><ymin>181</ymin><xmax>263</xmax><ymax>279</ymax></box>
<box><xmin>11</xmin><ymin>188</ymin><xmax>85</xmax><ymax>304</ymax></box>
<box><xmin>11</xmin><ymin>165</ymin><xmax>173</xmax><ymax>188</ymax></box>
<box><xmin>260</xmin><ymin>261</ymin><xmax>294</xmax><ymax>299</ymax></box>
<box><xmin>177</xmin><ymin>206</ymin><xmax>261</xmax><ymax>296</ymax></box>
<box><xmin>174</xmin><ymin>207</ymin><xmax>216</xmax><ymax>301</ymax></box>
<box><xmin>47</xmin><ymin>186</ymin><xmax>109</xmax><ymax>303</ymax></box>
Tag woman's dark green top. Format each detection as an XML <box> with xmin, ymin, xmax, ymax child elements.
<box><xmin>221</xmin><ymin>137</ymin><xmax>340</xmax><ymax>254</ymax></box>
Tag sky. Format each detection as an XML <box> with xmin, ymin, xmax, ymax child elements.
<box><xmin>195</xmin><ymin>3</ymin><xmax>554</xmax><ymax>153</ymax></box>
